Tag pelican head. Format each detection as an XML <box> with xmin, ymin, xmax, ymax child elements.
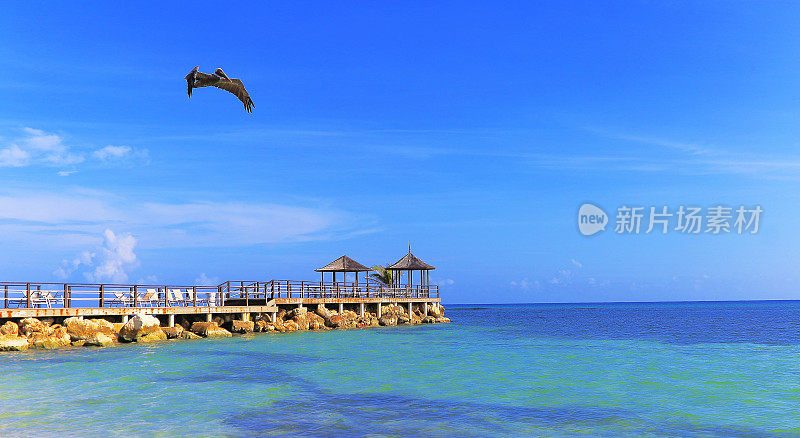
<box><xmin>214</xmin><ymin>68</ymin><xmax>232</xmax><ymax>82</ymax></box>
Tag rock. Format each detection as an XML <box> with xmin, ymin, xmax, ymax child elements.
<box><xmin>190</xmin><ymin>322</ymin><xmax>232</xmax><ymax>337</ymax></box>
<box><xmin>381</xmin><ymin>305</ymin><xmax>406</xmax><ymax>317</ymax></box>
<box><xmin>179</xmin><ymin>331</ymin><xmax>201</xmax><ymax>340</ymax></box>
<box><xmin>421</xmin><ymin>316</ymin><xmax>436</xmax><ymax>324</ymax></box>
<box><xmin>19</xmin><ymin>317</ymin><xmax>48</xmax><ymax>336</ymax></box>
<box><xmin>291</xmin><ymin>315</ymin><xmax>309</xmax><ymax>331</ymax></box>
<box><xmin>84</xmin><ymin>332</ymin><xmax>115</xmax><ymax>347</ymax></box>
<box><xmin>254</xmin><ymin>319</ymin><xmax>269</xmax><ymax>332</ymax></box>
<box><xmin>71</xmin><ymin>340</ymin><xmax>85</xmax><ymax>347</ymax></box>
<box><xmin>283</xmin><ymin>321</ymin><xmax>299</xmax><ymax>332</ymax></box>
<box><xmin>178</xmin><ymin>330</ymin><xmax>200</xmax><ymax>340</ymax></box>
<box><xmin>93</xmin><ymin>319</ymin><xmax>116</xmax><ymax>335</ymax></box>
<box><xmin>119</xmin><ymin>314</ymin><xmax>161</xmax><ymax>342</ymax></box>
<box><xmin>29</xmin><ymin>326</ymin><xmax>71</xmax><ymax>349</ymax></box>
<box><xmin>308</xmin><ymin>313</ymin><xmax>325</xmax><ymax>330</ymax></box>
<box><xmin>162</xmin><ymin>325</ymin><xmax>184</xmax><ymax>339</ymax></box>
<box><xmin>0</xmin><ymin>335</ymin><xmax>29</xmax><ymax>351</ymax></box>
<box><xmin>379</xmin><ymin>315</ymin><xmax>398</xmax><ymax>326</ymax></box>
<box><xmin>290</xmin><ymin>307</ymin><xmax>308</xmax><ymax>318</ymax></box>
<box><xmin>137</xmin><ymin>328</ymin><xmax>167</xmax><ymax>343</ymax></box>
<box><xmin>230</xmin><ymin>320</ymin><xmax>254</xmax><ymax>334</ymax></box>
<box><xmin>315</xmin><ymin>304</ymin><xmax>333</xmax><ymax>319</ymax></box>
<box><xmin>427</xmin><ymin>303</ymin><xmax>445</xmax><ymax>318</ymax></box>
<box><xmin>112</xmin><ymin>323</ymin><xmax>125</xmax><ymax>334</ymax></box>
<box><xmin>398</xmin><ymin>315</ymin><xmax>411</xmax><ymax>325</ymax></box>
<box><xmin>436</xmin><ymin>317</ymin><xmax>451</xmax><ymax>323</ymax></box>
<box><xmin>0</xmin><ymin>321</ymin><xmax>18</xmax><ymax>336</ymax></box>
<box><xmin>64</xmin><ymin>317</ymin><xmax>103</xmax><ymax>341</ymax></box>
<box><xmin>325</xmin><ymin>314</ymin><xmax>342</xmax><ymax>328</ymax></box>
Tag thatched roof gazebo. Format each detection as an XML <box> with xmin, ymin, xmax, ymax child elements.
<box><xmin>387</xmin><ymin>247</ymin><xmax>435</xmax><ymax>289</ymax></box>
<box><xmin>315</xmin><ymin>255</ymin><xmax>371</xmax><ymax>284</ymax></box>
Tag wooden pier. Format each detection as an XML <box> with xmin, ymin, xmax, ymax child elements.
<box><xmin>0</xmin><ymin>279</ymin><xmax>441</xmax><ymax>324</ymax></box>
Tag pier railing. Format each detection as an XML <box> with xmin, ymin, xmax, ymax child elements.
<box><xmin>0</xmin><ymin>279</ymin><xmax>439</xmax><ymax>309</ymax></box>
<box><xmin>220</xmin><ymin>280</ymin><xmax>438</xmax><ymax>304</ymax></box>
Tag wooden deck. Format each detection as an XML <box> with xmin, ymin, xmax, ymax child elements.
<box><xmin>0</xmin><ymin>279</ymin><xmax>440</xmax><ymax>321</ymax></box>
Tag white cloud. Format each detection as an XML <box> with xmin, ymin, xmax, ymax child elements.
<box><xmin>54</xmin><ymin>229</ymin><xmax>138</xmax><ymax>282</ymax></box>
<box><xmin>510</xmin><ymin>278</ymin><xmax>541</xmax><ymax>291</ymax></box>
<box><xmin>0</xmin><ymin>127</ymin><xmax>147</xmax><ymax>170</ymax></box>
<box><xmin>54</xmin><ymin>250</ymin><xmax>95</xmax><ymax>279</ymax></box>
<box><xmin>195</xmin><ymin>273</ymin><xmax>220</xmax><ymax>286</ymax></box>
<box><xmin>570</xmin><ymin>258</ymin><xmax>582</xmax><ymax>269</ymax></box>
<box><xmin>85</xmin><ymin>229</ymin><xmax>138</xmax><ymax>283</ymax></box>
<box><xmin>0</xmin><ymin>145</ymin><xmax>30</xmax><ymax>167</ymax></box>
<box><xmin>550</xmin><ymin>269</ymin><xmax>573</xmax><ymax>285</ymax></box>
<box><xmin>0</xmin><ymin>127</ymin><xmax>83</xmax><ymax>168</ymax></box>
<box><xmin>93</xmin><ymin>145</ymin><xmax>131</xmax><ymax>161</ymax></box>
<box><xmin>57</xmin><ymin>170</ymin><xmax>77</xmax><ymax>176</ymax></box>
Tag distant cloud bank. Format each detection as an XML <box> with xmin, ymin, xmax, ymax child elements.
<box><xmin>0</xmin><ymin>127</ymin><xmax>148</xmax><ymax>173</ymax></box>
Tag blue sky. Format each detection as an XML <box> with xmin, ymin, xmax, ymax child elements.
<box><xmin>0</xmin><ymin>2</ymin><xmax>799</xmax><ymax>303</ymax></box>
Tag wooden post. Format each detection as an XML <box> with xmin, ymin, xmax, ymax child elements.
<box><xmin>133</xmin><ymin>285</ymin><xmax>139</xmax><ymax>307</ymax></box>
<box><xmin>99</xmin><ymin>284</ymin><xmax>105</xmax><ymax>307</ymax></box>
<box><xmin>67</xmin><ymin>285</ymin><xmax>71</xmax><ymax>307</ymax></box>
<box><xmin>3</xmin><ymin>285</ymin><xmax>7</xmax><ymax>308</ymax></box>
<box><xmin>26</xmin><ymin>283</ymin><xmax>30</xmax><ymax>308</ymax></box>
<box><xmin>192</xmin><ymin>286</ymin><xmax>197</xmax><ymax>307</ymax></box>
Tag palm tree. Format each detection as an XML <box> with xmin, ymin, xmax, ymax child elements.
<box><xmin>370</xmin><ymin>265</ymin><xmax>396</xmax><ymax>285</ymax></box>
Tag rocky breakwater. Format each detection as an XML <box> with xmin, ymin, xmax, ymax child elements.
<box><xmin>0</xmin><ymin>303</ymin><xmax>449</xmax><ymax>352</ymax></box>
<box><xmin>0</xmin><ymin>313</ymin><xmax>193</xmax><ymax>351</ymax></box>
<box><xmin>250</xmin><ymin>303</ymin><xmax>450</xmax><ymax>333</ymax></box>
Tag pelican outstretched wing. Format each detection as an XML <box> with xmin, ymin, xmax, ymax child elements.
<box><xmin>184</xmin><ymin>66</ymin><xmax>199</xmax><ymax>98</ymax></box>
<box><xmin>212</xmin><ymin>79</ymin><xmax>255</xmax><ymax>113</ymax></box>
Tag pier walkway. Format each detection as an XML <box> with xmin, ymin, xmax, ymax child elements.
<box><xmin>0</xmin><ymin>279</ymin><xmax>440</xmax><ymax>323</ymax></box>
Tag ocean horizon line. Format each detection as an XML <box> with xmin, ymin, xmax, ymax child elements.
<box><xmin>447</xmin><ymin>298</ymin><xmax>800</xmax><ymax>306</ymax></box>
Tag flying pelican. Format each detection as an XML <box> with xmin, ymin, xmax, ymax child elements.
<box><xmin>185</xmin><ymin>66</ymin><xmax>254</xmax><ymax>113</ymax></box>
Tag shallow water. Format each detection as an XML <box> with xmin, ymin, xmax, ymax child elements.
<box><xmin>2</xmin><ymin>302</ymin><xmax>800</xmax><ymax>436</ymax></box>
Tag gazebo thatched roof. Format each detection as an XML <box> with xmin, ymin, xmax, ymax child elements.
<box><xmin>387</xmin><ymin>252</ymin><xmax>435</xmax><ymax>271</ymax></box>
<box><xmin>315</xmin><ymin>255</ymin><xmax>371</xmax><ymax>272</ymax></box>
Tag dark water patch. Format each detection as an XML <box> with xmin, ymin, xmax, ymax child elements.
<box><xmin>184</xmin><ymin>349</ymin><xmax>323</xmax><ymax>364</ymax></box>
<box><xmin>223</xmin><ymin>392</ymin><xmax>639</xmax><ymax>437</ymax></box>
<box><xmin>647</xmin><ymin>422</ymin><xmax>796</xmax><ymax>438</ymax></box>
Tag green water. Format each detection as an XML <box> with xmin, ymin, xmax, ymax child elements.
<box><xmin>1</xmin><ymin>303</ymin><xmax>799</xmax><ymax>436</ymax></box>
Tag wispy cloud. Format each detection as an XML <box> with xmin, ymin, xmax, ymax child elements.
<box><xmin>194</xmin><ymin>273</ymin><xmax>220</xmax><ymax>286</ymax></box>
<box><xmin>92</xmin><ymin>145</ymin><xmax>149</xmax><ymax>162</ymax></box>
<box><xmin>557</xmin><ymin>127</ymin><xmax>800</xmax><ymax>179</ymax></box>
<box><xmin>0</xmin><ymin>127</ymin><xmax>148</xmax><ymax>171</ymax></box>
<box><xmin>0</xmin><ymin>188</ymin><xmax>372</xmax><ymax>249</ymax></box>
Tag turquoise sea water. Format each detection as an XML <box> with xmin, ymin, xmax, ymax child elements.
<box><xmin>1</xmin><ymin>302</ymin><xmax>800</xmax><ymax>437</ymax></box>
